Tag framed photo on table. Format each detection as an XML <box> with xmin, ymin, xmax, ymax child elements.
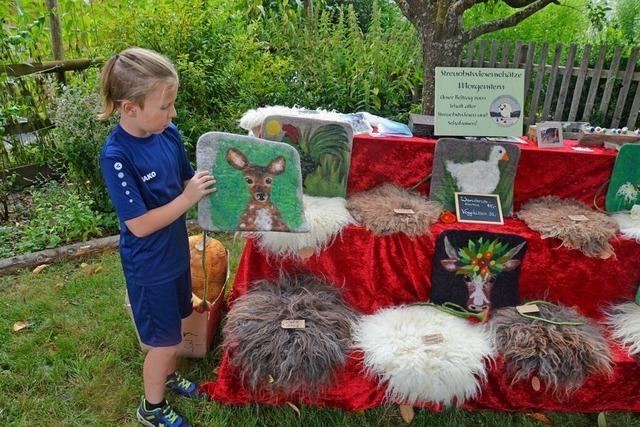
<box><xmin>536</xmin><ymin>122</ymin><xmax>564</xmax><ymax>148</ymax></box>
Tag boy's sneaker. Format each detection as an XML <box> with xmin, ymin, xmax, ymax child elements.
<box><xmin>136</xmin><ymin>397</ymin><xmax>191</xmax><ymax>427</ymax></box>
<box><xmin>165</xmin><ymin>372</ymin><xmax>198</xmax><ymax>398</ymax></box>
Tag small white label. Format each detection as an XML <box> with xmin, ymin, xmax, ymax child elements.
<box><xmin>281</xmin><ymin>319</ymin><xmax>305</xmax><ymax>329</ymax></box>
<box><xmin>571</xmin><ymin>146</ymin><xmax>593</xmax><ymax>152</ymax></box>
<box><xmin>568</xmin><ymin>215</ymin><xmax>589</xmax><ymax>222</ymax></box>
<box><xmin>517</xmin><ymin>304</ymin><xmax>540</xmax><ymax>314</ymax></box>
<box><xmin>422</xmin><ymin>333</ymin><xmax>445</xmax><ymax>345</ymax></box>
<box><xmin>394</xmin><ymin>208</ymin><xmax>415</xmax><ymax>215</ymax></box>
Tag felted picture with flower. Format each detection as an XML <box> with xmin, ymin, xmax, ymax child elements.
<box><xmin>606</xmin><ymin>144</ymin><xmax>640</xmax><ymax>212</ymax></box>
<box><xmin>431</xmin><ymin>230</ymin><xmax>527</xmax><ymax>313</ymax></box>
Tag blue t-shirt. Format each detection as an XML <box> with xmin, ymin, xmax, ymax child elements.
<box><xmin>99</xmin><ymin>123</ymin><xmax>195</xmax><ymax>285</ymax></box>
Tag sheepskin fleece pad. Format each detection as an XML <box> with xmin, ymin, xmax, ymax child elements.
<box><xmin>253</xmin><ymin>195</ymin><xmax>356</xmax><ymax>258</ymax></box>
<box><xmin>611</xmin><ymin>212</ymin><xmax>640</xmax><ymax>242</ymax></box>
<box><xmin>222</xmin><ymin>273</ymin><xmax>357</xmax><ymax>396</ymax></box>
<box><xmin>606</xmin><ymin>302</ymin><xmax>640</xmax><ymax>358</ymax></box>
<box><xmin>490</xmin><ymin>304</ymin><xmax>613</xmax><ymax>396</ymax></box>
<box><xmin>347</xmin><ymin>184</ymin><xmax>443</xmax><ymax>237</ymax></box>
<box><xmin>517</xmin><ymin>196</ymin><xmax>619</xmax><ymax>259</ymax></box>
<box><xmin>352</xmin><ymin>305</ymin><xmax>493</xmax><ymax>406</ymax></box>
<box><xmin>239</xmin><ymin>106</ymin><xmax>352</xmax><ymax>137</ymax></box>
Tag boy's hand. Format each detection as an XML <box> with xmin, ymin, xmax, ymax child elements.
<box><xmin>183</xmin><ymin>171</ymin><xmax>216</xmax><ymax>205</ymax></box>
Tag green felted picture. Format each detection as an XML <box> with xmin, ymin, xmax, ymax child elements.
<box><xmin>429</xmin><ymin>138</ymin><xmax>521</xmax><ymax>216</ymax></box>
<box><xmin>605</xmin><ymin>144</ymin><xmax>640</xmax><ymax>212</ymax></box>
<box><xmin>196</xmin><ymin>132</ymin><xmax>308</xmax><ymax>232</ymax></box>
<box><xmin>260</xmin><ymin>115</ymin><xmax>353</xmax><ymax>198</ymax></box>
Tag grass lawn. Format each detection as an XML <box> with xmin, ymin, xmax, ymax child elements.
<box><xmin>1</xmin><ymin>233</ymin><xmax>638</xmax><ymax>426</ymax></box>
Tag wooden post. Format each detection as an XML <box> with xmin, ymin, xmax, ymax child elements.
<box><xmin>46</xmin><ymin>0</ymin><xmax>65</xmax><ymax>85</ymax></box>
<box><xmin>303</xmin><ymin>0</ymin><xmax>313</xmax><ymax>18</ymax></box>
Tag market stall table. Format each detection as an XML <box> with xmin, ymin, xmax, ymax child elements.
<box><xmin>201</xmin><ymin>135</ymin><xmax>640</xmax><ymax>412</ymax></box>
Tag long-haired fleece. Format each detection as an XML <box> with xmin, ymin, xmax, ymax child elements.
<box><xmin>606</xmin><ymin>301</ymin><xmax>640</xmax><ymax>358</ymax></box>
<box><xmin>253</xmin><ymin>195</ymin><xmax>356</xmax><ymax>258</ymax></box>
<box><xmin>347</xmin><ymin>183</ymin><xmax>443</xmax><ymax>237</ymax></box>
<box><xmin>490</xmin><ymin>304</ymin><xmax>613</xmax><ymax>396</ymax></box>
<box><xmin>611</xmin><ymin>212</ymin><xmax>640</xmax><ymax>242</ymax></box>
<box><xmin>353</xmin><ymin>305</ymin><xmax>494</xmax><ymax>406</ymax></box>
<box><xmin>517</xmin><ymin>196</ymin><xmax>618</xmax><ymax>258</ymax></box>
<box><xmin>223</xmin><ymin>272</ymin><xmax>357</xmax><ymax>396</ymax></box>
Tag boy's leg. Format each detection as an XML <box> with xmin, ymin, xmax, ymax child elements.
<box><xmin>164</xmin><ymin>270</ymin><xmax>198</xmax><ymax>397</ymax></box>
<box><xmin>143</xmin><ymin>345</ymin><xmax>179</xmax><ymax>404</ymax></box>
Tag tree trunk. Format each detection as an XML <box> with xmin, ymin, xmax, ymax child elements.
<box><xmin>421</xmin><ymin>37</ymin><xmax>465</xmax><ymax>115</ymax></box>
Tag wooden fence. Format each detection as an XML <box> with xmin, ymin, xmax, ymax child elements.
<box><xmin>460</xmin><ymin>40</ymin><xmax>640</xmax><ymax>129</ymax></box>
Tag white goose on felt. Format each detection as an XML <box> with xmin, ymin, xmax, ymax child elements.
<box><xmin>445</xmin><ymin>145</ymin><xmax>509</xmax><ymax>194</ymax></box>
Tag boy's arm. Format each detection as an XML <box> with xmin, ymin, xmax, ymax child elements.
<box><xmin>125</xmin><ymin>171</ymin><xmax>215</xmax><ymax>238</ymax></box>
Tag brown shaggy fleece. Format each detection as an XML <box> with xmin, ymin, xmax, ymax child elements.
<box><xmin>517</xmin><ymin>196</ymin><xmax>618</xmax><ymax>258</ymax></box>
<box><xmin>490</xmin><ymin>304</ymin><xmax>613</xmax><ymax>396</ymax></box>
<box><xmin>223</xmin><ymin>272</ymin><xmax>357</xmax><ymax>396</ymax></box>
<box><xmin>347</xmin><ymin>183</ymin><xmax>443</xmax><ymax>237</ymax></box>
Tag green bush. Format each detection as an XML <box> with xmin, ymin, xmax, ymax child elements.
<box><xmin>50</xmin><ymin>77</ymin><xmax>116</xmax><ymax>212</ymax></box>
<box><xmin>5</xmin><ymin>181</ymin><xmax>117</xmax><ymax>256</ymax></box>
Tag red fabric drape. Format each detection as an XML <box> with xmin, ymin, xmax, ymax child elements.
<box><xmin>200</xmin><ymin>136</ymin><xmax>640</xmax><ymax>412</ymax></box>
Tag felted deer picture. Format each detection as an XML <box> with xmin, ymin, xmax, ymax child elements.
<box><xmin>196</xmin><ymin>131</ymin><xmax>308</xmax><ymax>233</ymax></box>
<box><xmin>226</xmin><ymin>147</ymin><xmax>289</xmax><ymax>232</ymax></box>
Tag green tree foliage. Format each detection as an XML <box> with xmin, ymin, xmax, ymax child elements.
<box><xmin>463</xmin><ymin>0</ymin><xmax>591</xmax><ymax>45</ymax></box>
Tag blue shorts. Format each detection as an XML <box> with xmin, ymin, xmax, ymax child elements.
<box><xmin>127</xmin><ymin>269</ymin><xmax>193</xmax><ymax>347</ymax></box>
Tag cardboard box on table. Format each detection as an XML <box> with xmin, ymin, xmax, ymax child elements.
<box><xmin>124</xmin><ymin>249</ymin><xmax>229</xmax><ymax>358</ymax></box>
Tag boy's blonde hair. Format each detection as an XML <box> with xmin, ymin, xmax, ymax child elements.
<box><xmin>98</xmin><ymin>47</ymin><xmax>178</xmax><ymax>121</ymax></box>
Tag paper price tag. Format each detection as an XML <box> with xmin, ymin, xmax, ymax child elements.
<box><xmin>394</xmin><ymin>208</ymin><xmax>415</xmax><ymax>215</ymax></box>
<box><xmin>531</xmin><ymin>376</ymin><xmax>541</xmax><ymax>391</ymax></box>
<box><xmin>298</xmin><ymin>246</ymin><xmax>315</xmax><ymax>259</ymax></box>
<box><xmin>516</xmin><ymin>304</ymin><xmax>540</xmax><ymax>314</ymax></box>
<box><xmin>281</xmin><ymin>319</ymin><xmax>306</xmax><ymax>329</ymax></box>
<box><xmin>568</xmin><ymin>215</ymin><xmax>589</xmax><ymax>222</ymax></box>
<box><xmin>422</xmin><ymin>333</ymin><xmax>445</xmax><ymax>345</ymax></box>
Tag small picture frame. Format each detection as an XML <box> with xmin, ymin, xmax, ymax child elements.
<box><xmin>536</xmin><ymin>121</ymin><xmax>564</xmax><ymax>148</ymax></box>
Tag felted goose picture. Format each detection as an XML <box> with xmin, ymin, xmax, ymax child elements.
<box><xmin>430</xmin><ymin>139</ymin><xmax>521</xmax><ymax>216</ymax></box>
<box><xmin>445</xmin><ymin>145</ymin><xmax>509</xmax><ymax>194</ymax></box>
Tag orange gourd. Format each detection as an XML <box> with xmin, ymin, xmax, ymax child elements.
<box><xmin>189</xmin><ymin>235</ymin><xmax>227</xmax><ymax>302</ymax></box>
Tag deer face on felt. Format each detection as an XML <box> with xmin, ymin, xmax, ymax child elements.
<box><xmin>226</xmin><ymin>147</ymin><xmax>289</xmax><ymax>231</ymax></box>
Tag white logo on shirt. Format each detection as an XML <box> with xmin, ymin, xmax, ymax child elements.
<box><xmin>141</xmin><ymin>171</ymin><xmax>157</xmax><ymax>182</ymax></box>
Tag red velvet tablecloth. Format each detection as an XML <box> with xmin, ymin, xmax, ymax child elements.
<box><xmin>201</xmin><ymin>136</ymin><xmax>640</xmax><ymax>412</ymax></box>
<box><xmin>347</xmin><ymin>135</ymin><xmax>616</xmax><ymax>208</ymax></box>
